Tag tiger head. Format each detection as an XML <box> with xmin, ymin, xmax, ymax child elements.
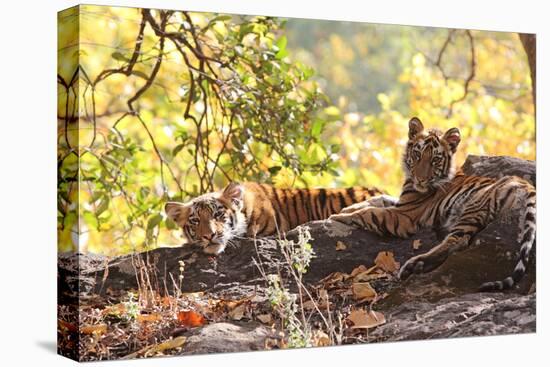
<box><xmin>164</xmin><ymin>183</ymin><xmax>248</xmax><ymax>255</ymax></box>
<box><xmin>404</xmin><ymin>117</ymin><xmax>461</xmax><ymax>193</ymax></box>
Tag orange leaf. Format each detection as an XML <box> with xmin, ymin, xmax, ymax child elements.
<box><xmin>161</xmin><ymin>296</ymin><xmax>173</xmax><ymax>308</ymax></box>
<box><xmin>177</xmin><ymin>310</ymin><xmax>206</xmax><ymax>327</ymax></box>
<box><xmin>313</xmin><ymin>330</ymin><xmax>331</xmax><ymax>346</ymax></box>
<box><xmin>137</xmin><ymin>313</ymin><xmax>162</xmax><ymax>323</ymax></box>
<box><xmin>101</xmin><ymin>303</ymin><xmax>126</xmax><ymax>316</ymax></box>
<box><xmin>412</xmin><ymin>239</ymin><xmax>422</xmax><ymax>250</ymax></box>
<box><xmin>80</xmin><ymin>324</ymin><xmax>108</xmax><ymax>335</ymax></box>
<box><xmin>58</xmin><ymin>320</ymin><xmax>77</xmax><ymax>333</ymax></box>
<box><xmin>374</xmin><ymin>251</ymin><xmax>400</xmax><ymax>273</ymax></box>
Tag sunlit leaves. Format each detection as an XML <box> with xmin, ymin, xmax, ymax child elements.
<box><xmin>58</xmin><ymin>6</ymin><xmax>534</xmax><ymax>256</ymax></box>
<box><xmin>58</xmin><ymin>7</ymin><xmax>339</xmax><ymax>254</ymax></box>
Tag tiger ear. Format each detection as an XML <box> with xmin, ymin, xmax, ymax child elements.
<box><xmin>408</xmin><ymin>117</ymin><xmax>424</xmax><ymax>139</ymax></box>
<box><xmin>222</xmin><ymin>182</ymin><xmax>244</xmax><ymax>207</ymax></box>
<box><xmin>443</xmin><ymin>127</ymin><xmax>461</xmax><ymax>152</ymax></box>
<box><xmin>164</xmin><ymin>202</ymin><xmax>191</xmax><ymax>225</ymax></box>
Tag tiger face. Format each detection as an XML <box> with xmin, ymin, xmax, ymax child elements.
<box><xmin>165</xmin><ymin>183</ymin><xmax>247</xmax><ymax>255</ymax></box>
<box><xmin>404</xmin><ymin>117</ymin><xmax>461</xmax><ymax>193</ymax></box>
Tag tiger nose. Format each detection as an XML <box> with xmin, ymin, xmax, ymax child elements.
<box><xmin>416</xmin><ymin>178</ymin><xmax>428</xmax><ymax>184</ymax></box>
<box><xmin>202</xmin><ymin>233</ymin><xmax>214</xmax><ymax>241</ymax></box>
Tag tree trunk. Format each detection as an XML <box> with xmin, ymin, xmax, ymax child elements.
<box><xmin>519</xmin><ymin>33</ymin><xmax>536</xmax><ymax>113</ymax></box>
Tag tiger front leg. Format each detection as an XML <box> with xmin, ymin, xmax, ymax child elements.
<box><xmin>399</xmin><ymin>205</ymin><xmax>494</xmax><ymax>280</ymax></box>
<box><xmin>340</xmin><ymin>194</ymin><xmax>399</xmax><ymax>214</ymax></box>
<box><xmin>399</xmin><ymin>228</ymin><xmax>474</xmax><ymax>280</ymax></box>
<box><xmin>329</xmin><ymin>206</ymin><xmax>415</xmax><ymax>238</ymax></box>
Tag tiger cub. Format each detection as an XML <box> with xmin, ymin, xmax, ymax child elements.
<box><xmin>165</xmin><ymin>182</ymin><xmax>382</xmax><ymax>255</ymax></box>
<box><xmin>330</xmin><ymin>117</ymin><xmax>536</xmax><ymax>291</ymax></box>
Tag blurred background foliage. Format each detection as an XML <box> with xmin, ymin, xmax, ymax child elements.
<box><xmin>58</xmin><ymin>5</ymin><xmax>534</xmax><ymax>255</ymax></box>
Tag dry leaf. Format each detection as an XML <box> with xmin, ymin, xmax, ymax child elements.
<box><xmin>229</xmin><ymin>303</ymin><xmax>246</xmax><ymax>320</ymax></box>
<box><xmin>303</xmin><ymin>299</ymin><xmax>331</xmax><ymax>311</ymax></box>
<box><xmin>177</xmin><ymin>310</ymin><xmax>207</xmax><ymax>327</ymax></box>
<box><xmin>137</xmin><ymin>313</ymin><xmax>161</xmax><ymax>323</ymax></box>
<box><xmin>265</xmin><ymin>337</ymin><xmax>282</xmax><ymax>350</ymax></box>
<box><xmin>181</xmin><ymin>291</ymin><xmax>205</xmax><ymax>299</ymax></box>
<box><xmin>374</xmin><ymin>251</ymin><xmax>400</xmax><ymax>273</ymax></box>
<box><xmin>80</xmin><ymin>324</ymin><xmax>108</xmax><ymax>335</ymax></box>
<box><xmin>412</xmin><ymin>239</ymin><xmax>422</xmax><ymax>250</ymax></box>
<box><xmin>160</xmin><ymin>296</ymin><xmax>173</xmax><ymax>308</ymax></box>
<box><xmin>320</xmin><ymin>271</ymin><xmax>349</xmax><ymax>287</ymax></box>
<box><xmin>123</xmin><ymin>336</ymin><xmax>187</xmax><ymax>359</ymax></box>
<box><xmin>101</xmin><ymin>303</ymin><xmax>126</xmax><ymax>317</ymax></box>
<box><xmin>354</xmin><ymin>271</ymin><xmax>389</xmax><ymax>282</ymax></box>
<box><xmin>348</xmin><ymin>309</ymin><xmax>386</xmax><ymax>329</ymax></box>
<box><xmin>313</xmin><ymin>330</ymin><xmax>331</xmax><ymax>346</ymax></box>
<box><xmin>350</xmin><ymin>265</ymin><xmax>369</xmax><ymax>277</ymax></box>
<box><xmin>352</xmin><ymin>282</ymin><xmax>377</xmax><ymax>302</ymax></box>
<box><xmin>350</xmin><ymin>264</ymin><xmax>377</xmax><ymax>280</ymax></box>
<box><xmin>58</xmin><ymin>320</ymin><xmax>77</xmax><ymax>333</ymax></box>
<box><xmin>257</xmin><ymin>314</ymin><xmax>272</xmax><ymax>324</ymax></box>
<box><xmin>335</xmin><ymin>241</ymin><xmax>347</xmax><ymax>251</ymax></box>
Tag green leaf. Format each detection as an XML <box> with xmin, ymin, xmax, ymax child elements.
<box><xmin>324</xmin><ymin>106</ymin><xmax>340</xmax><ymax>117</ymax></box>
<box><xmin>275</xmin><ymin>49</ymin><xmax>289</xmax><ymax>60</ymax></box>
<box><xmin>268</xmin><ymin>166</ymin><xmax>282</xmax><ymax>175</ymax></box>
<box><xmin>276</xmin><ymin>36</ymin><xmax>287</xmax><ymax>51</ymax></box>
<box><xmin>138</xmin><ymin>187</ymin><xmax>150</xmax><ymax>201</ymax></box>
<box><xmin>96</xmin><ymin>197</ymin><xmax>110</xmax><ymax>216</ymax></box>
<box><xmin>275</xmin><ymin>36</ymin><xmax>288</xmax><ymax>59</ymax></box>
<box><xmin>131</xmin><ymin>70</ymin><xmax>149</xmax><ymax>79</ymax></box>
<box><xmin>111</xmin><ymin>52</ymin><xmax>128</xmax><ymax>62</ymax></box>
<box><xmin>173</xmin><ymin>143</ymin><xmax>185</xmax><ymax>157</ymax></box>
<box><xmin>166</xmin><ymin>217</ymin><xmax>178</xmax><ymax>230</ymax></box>
<box><xmin>83</xmin><ymin>211</ymin><xmax>100</xmax><ymax>230</ymax></box>
<box><xmin>147</xmin><ymin>213</ymin><xmax>163</xmax><ymax>231</ymax></box>
<box><xmin>311</xmin><ymin>119</ymin><xmax>324</xmax><ymax>138</ymax></box>
<box><xmin>210</xmin><ymin>15</ymin><xmax>232</xmax><ymax>23</ymax></box>
<box><xmin>91</xmin><ymin>191</ymin><xmax>104</xmax><ymax>202</ymax></box>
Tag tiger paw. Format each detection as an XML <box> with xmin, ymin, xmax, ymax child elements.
<box><xmin>329</xmin><ymin>213</ymin><xmax>359</xmax><ymax>226</ymax></box>
<box><xmin>398</xmin><ymin>253</ymin><xmax>445</xmax><ymax>280</ymax></box>
<box><xmin>398</xmin><ymin>256</ymin><xmax>424</xmax><ymax>280</ymax></box>
<box><xmin>339</xmin><ymin>202</ymin><xmax>371</xmax><ymax>214</ymax></box>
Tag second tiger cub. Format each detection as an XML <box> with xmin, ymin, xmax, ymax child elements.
<box><xmin>166</xmin><ymin>182</ymin><xmax>383</xmax><ymax>255</ymax></box>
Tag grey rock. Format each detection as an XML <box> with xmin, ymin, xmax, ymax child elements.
<box><xmin>370</xmin><ymin>292</ymin><xmax>535</xmax><ymax>341</ymax></box>
<box><xmin>181</xmin><ymin>322</ymin><xmax>274</xmax><ymax>355</ymax></box>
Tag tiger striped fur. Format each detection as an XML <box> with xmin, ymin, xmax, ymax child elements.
<box><xmin>165</xmin><ymin>182</ymin><xmax>382</xmax><ymax>255</ymax></box>
<box><xmin>329</xmin><ymin>117</ymin><xmax>536</xmax><ymax>291</ymax></box>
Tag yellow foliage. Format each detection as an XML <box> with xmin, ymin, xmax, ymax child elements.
<box><xmin>58</xmin><ymin>7</ymin><xmax>535</xmax><ymax>255</ymax></box>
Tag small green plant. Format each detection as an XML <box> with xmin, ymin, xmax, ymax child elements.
<box><xmin>266</xmin><ymin>274</ymin><xmax>313</xmax><ymax>348</ymax></box>
<box><xmin>259</xmin><ymin>226</ymin><xmax>324</xmax><ymax>348</ymax></box>
<box><xmin>277</xmin><ymin>226</ymin><xmax>315</xmax><ymax>274</ymax></box>
<box><xmin>123</xmin><ymin>292</ymin><xmax>140</xmax><ymax>321</ymax></box>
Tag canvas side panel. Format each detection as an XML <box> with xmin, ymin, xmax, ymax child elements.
<box><xmin>57</xmin><ymin>5</ymin><xmax>81</xmax><ymax>362</ymax></box>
